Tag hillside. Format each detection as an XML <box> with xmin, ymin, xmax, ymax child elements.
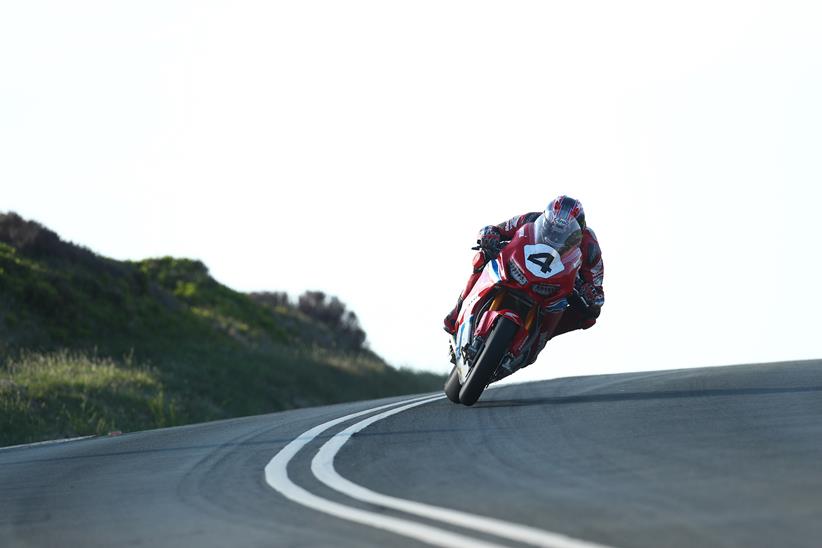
<box><xmin>0</xmin><ymin>212</ymin><xmax>443</xmax><ymax>446</ymax></box>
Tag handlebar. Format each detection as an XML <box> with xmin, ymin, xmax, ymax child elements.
<box><xmin>467</xmin><ymin>245</ymin><xmax>595</xmax><ymax>314</ymax></box>
<box><xmin>471</xmin><ymin>241</ymin><xmax>509</xmax><ymax>252</ymax></box>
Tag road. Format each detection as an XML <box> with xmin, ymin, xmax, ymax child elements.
<box><xmin>1</xmin><ymin>360</ymin><xmax>821</xmax><ymax>547</ymax></box>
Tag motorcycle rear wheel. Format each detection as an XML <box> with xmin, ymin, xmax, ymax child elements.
<box><xmin>458</xmin><ymin>317</ymin><xmax>518</xmax><ymax>406</ymax></box>
<box><xmin>444</xmin><ymin>365</ymin><xmax>461</xmax><ymax>403</ymax></box>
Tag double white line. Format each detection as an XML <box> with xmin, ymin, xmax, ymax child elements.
<box><xmin>264</xmin><ymin>394</ymin><xmax>612</xmax><ymax>548</ymax></box>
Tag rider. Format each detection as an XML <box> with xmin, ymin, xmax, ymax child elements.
<box><xmin>443</xmin><ymin>195</ymin><xmax>604</xmax><ymax>346</ymax></box>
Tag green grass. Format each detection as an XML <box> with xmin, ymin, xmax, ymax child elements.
<box><xmin>0</xmin><ymin>345</ymin><xmax>444</xmax><ymax>447</ymax></box>
<box><xmin>0</xmin><ymin>351</ymin><xmax>177</xmax><ymax>445</ymax></box>
<box><xmin>0</xmin><ymin>213</ymin><xmax>446</xmax><ymax>447</ymax></box>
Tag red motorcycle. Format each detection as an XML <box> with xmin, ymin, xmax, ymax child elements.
<box><xmin>445</xmin><ymin>214</ymin><xmax>586</xmax><ymax>405</ymax></box>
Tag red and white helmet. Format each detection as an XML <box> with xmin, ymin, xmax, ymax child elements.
<box><xmin>546</xmin><ymin>195</ymin><xmax>586</xmax><ymax>229</ymax></box>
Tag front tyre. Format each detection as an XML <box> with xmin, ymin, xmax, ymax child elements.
<box><xmin>458</xmin><ymin>317</ymin><xmax>518</xmax><ymax>406</ymax></box>
<box><xmin>444</xmin><ymin>365</ymin><xmax>461</xmax><ymax>403</ymax></box>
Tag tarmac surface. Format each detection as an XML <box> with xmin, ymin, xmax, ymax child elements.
<box><xmin>2</xmin><ymin>360</ymin><xmax>821</xmax><ymax>547</ymax></box>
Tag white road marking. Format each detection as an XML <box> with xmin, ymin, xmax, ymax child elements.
<box><xmin>264</xmin><ymin>395</ymin><xmax>506</xmax><ymax>548</ymax></box>
<box><xmin>311</xmin><ymin>398</ymin><xmax>614</xmax><ymax>548</ymax></box>
<box><xmin>265</xmin><ymin>394</ymin><xmax>616</xmax><ymax>548</ymax></box>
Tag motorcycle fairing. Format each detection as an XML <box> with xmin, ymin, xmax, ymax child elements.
<box><xmin>452</xmin><ymin>256</ymin><xmax>516</xmax><ymax>382</ymax></box>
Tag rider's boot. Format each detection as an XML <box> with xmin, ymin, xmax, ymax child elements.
<box><xmin>443</xmin><ymin>252</ymin><xmax>487</xmax><ymax>335</ymax></box>
<box><xmin>443</xmin><ymin>297</ymin><xmax>463</xmax><ymax>335</ymax></box>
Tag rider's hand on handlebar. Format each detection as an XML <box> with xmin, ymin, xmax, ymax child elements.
<box><xmin>476</xmin><ymin>225</ymin><xmax>502</xmax><ymax>256</ymax></box>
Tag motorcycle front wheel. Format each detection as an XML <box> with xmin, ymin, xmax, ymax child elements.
<box><xmin>458</xmin><ymin>317</ymin><xmax>518</xmax><ymax>406</ymax></box>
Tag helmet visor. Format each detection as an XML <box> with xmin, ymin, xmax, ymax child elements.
<box><xmin>534</xmin><ymin>212</ymin><xmax>582</xmax><ymax>254</ymax></box>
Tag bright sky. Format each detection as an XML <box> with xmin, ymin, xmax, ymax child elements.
<box><xmin>2</xmin><ymin>1</ymin><xmax>821</xmax><ymax>381</ymax></box>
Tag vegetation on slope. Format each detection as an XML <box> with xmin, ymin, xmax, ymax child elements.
<box><xmin>0</xmin><ymin>212</ymin><xmax>443</xmax><ymax>446</ymax></box>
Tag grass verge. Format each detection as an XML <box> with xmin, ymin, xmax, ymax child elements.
<box><xmin>0</xmin><ymin>350</ymin><xmax>177</xmax><ymax>445</ymax></box>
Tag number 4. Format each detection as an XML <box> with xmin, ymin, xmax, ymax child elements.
<box><xmin>528</xmin><ymin>253</ymin><xmax>554</xmax><ymax>274</ymax></box>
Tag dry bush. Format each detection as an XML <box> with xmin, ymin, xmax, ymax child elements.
<box><xmin>0</xmin><ymin>212</ymin><xmax>120</xmax><ymax>274</ymax></box>
<box><xmin>297</xmin><ymin>291</ymin><xmax>366</xmax><ymax>350</ymax></box>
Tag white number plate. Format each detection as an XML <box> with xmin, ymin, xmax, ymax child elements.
<box><xmin>523</xmin><ymin>244</ymin><xmax>564</xmax><ymax>279</ymax></box>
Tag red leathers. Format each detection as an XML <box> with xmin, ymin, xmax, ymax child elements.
<box><xmin>443</xmin><ymin>210</ymin><xmax>605</xmax><ymax>348</ymax></box>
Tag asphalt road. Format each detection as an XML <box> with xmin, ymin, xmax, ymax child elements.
<box><xmin>1</xmin><ymin>360</ymin><xmax>821</xmax><ymax>548</ymax></box>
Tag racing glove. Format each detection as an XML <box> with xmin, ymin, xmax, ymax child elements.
<box><xmin>477</xmin><ymin>225</ymin><xmax>502</xmax><ymax>257</ymax></box>
<box><xmin>579</xmin><ymin>282</ymin><xmax>604</xmax><ymax>319</ymax></box>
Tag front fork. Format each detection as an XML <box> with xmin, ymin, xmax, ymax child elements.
<box><xmin>473</xmin><ymin>290</ymin><xmax>524</xmax><ymax>342</ymax></box>
<box><xmin>453</xmin><ymin>289</ymin><xmax>567</xmax><ymax>382</ymax></box>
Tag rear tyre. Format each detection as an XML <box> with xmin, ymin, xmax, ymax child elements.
<box><xmin>459</xmin><ymin>317</ymin><xmax>518</xmax><ymax>406</ymax></box>
<box><xmin>444</xmin><ymin>365</ymin><xmax>461</xmax><ymax>403</ymax></box>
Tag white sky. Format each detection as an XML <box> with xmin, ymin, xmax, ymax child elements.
<box><xmin>2</xmin><ymin>1</ymin><xmax>821</xmax><ymax>381</ymax></box>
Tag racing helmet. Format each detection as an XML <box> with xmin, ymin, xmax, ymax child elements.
<box><xmin>537</xmin><ymin>195</ymin><xmax>585</xmax><ymax>251</ymax></box>
<box><xmin>546</xmin><ymin>195</ymin><xmax>585</xmax><ymax>229</ymax></box>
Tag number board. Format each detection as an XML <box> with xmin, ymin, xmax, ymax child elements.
<box><xmin>523</xmin><ymin>244</ymin><xmax>564</xmax><ymax>279</ymax></box>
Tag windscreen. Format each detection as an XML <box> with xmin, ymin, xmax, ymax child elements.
<box><xmin>533</xmin><ymin>213</ymin><xmax>583</xmax><ymax>255</ymax></box>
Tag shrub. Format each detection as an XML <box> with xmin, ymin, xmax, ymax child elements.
<box><xmin>249</xmin><ymin>291</ymin><xmax>291</xmax><ymax>308</ymax></box>
<box><xmin>297</xmin><ymin>291</ymin><xmax>367</xmax><ymax>350</ymax></box>
<box><xmin>0</xmin><ymin>212</ymin><xmax>100</xmax><ymax>267</ymax></box>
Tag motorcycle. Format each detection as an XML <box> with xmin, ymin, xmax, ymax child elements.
<box><xmin>444</xmin><ymin>214</ymin><xmax>587</xmax><ymax>405</ymax></box>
